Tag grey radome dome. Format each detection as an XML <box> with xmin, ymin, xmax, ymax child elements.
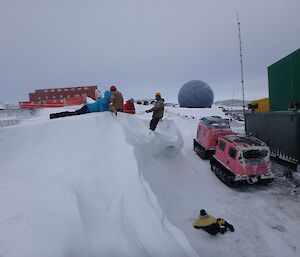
<box><xmin>178</xmin><ymin>80</ymin><xmax>214</xmax><ymax>108</ymax></box>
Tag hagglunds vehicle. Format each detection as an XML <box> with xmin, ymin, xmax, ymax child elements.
<box><xmin>210</xmin><ymin>135</ymin><xmax>274</xmax><ymax>187</ymax></box>
<box><xmin>193</xmin><ymin>116</ymin><xmax>234</xmax><ymax>159</ymax></box>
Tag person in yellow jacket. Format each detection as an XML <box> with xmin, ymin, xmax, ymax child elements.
<box><xmin>193</xmin><ymin>209</ymin><xmax>234</xmax><ymax>235</ymax></box>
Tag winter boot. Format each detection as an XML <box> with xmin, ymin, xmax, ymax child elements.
<box><xmin>226</xmin><ymin>223</ymin><xmax>235</xmax><ymax>232</ymax></box>
<box><xmin>219</xmin><ymin>227</ymin><xmax>227</xmax><ymax>234</ymax></box>
<box><xmin>50</xmin><ymin>113</ymin><xmax>57</xmax><ymax>119</ymax></box>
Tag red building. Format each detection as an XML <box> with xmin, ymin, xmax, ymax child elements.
<box><xmin>20</xmin><ymin>85</ymin><xmax>98</xmax><ymax>109</ymax></box>
<box><xmin>29</xmin><ymin>85</ymin><xmax>97</xmax><ymax>102</ymax></box>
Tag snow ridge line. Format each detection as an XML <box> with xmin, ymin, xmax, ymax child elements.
<box><xmin>116</xmin><ymin>114</ymin><xmax>199</xmax><ymax>257</ymax></box>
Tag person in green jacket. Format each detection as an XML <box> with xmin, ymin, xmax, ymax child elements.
<box><xmin>193</xmin><ymin>209</ymin><xmax>234</xmax><ymax>235</ymax></box>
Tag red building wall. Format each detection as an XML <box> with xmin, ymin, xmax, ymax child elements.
<box><xmin>29</xmin><ymin>85</ymin><xmax>97</xmax><ymax>102</ymax></box>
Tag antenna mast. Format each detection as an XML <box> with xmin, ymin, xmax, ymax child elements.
<box><xmin>237</xmin><ymin>13</ymin><xmax>245</xmax><ymax>117</ymax></box>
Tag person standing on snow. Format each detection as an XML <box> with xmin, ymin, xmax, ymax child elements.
<box><xmin>193</xmin><ymin>209</ymin><xmax>234</xmax><ymax>235</ymax></box>
<box><xmin>49</xmin><ymin>91</ymin><xmax>112</xmax><ymax>119</ymax></box>
<box><xmin>145</xmin><ymin>92</ymin><xmax>164</xmax><ymax>131</ymax></box>
<box><xmin>110</xmin><ymin>85</ymin><xmax>124</xmax><ymax>112</ymax></box>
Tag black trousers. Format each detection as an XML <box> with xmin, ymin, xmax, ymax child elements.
<box><xmin>202</xmin><ymin>223</ymin><xmax>227</xmax><ymax>235</ymax></box>
<box><xmin>149</xmin><ymin>117</ymin><xmax>161</xmax><ymax>131</ymax></box>
<box><xmin>50</xmin><ymin>105</ymin><xmax>90</xmax><ymax>119</ymax></box>
<box><xmin>194</xmin><ymin>220</ymin><xmax>234</xmax><ymax>236</ymax></box>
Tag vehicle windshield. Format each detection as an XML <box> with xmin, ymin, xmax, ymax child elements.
<box><xmin>211</xmin><ymin>123</ymin><xmax>230</xmax><ymax>130</ymax></box>
<box><xmin>242</xmin><ymin>149</ymin><xmax>268</xmax><ymax>163</ymax></box>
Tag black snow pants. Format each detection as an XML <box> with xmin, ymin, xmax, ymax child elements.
<box><xmin>50</xmin><ymin>105</ymin><xmax>90</xmax><ymax>119</ymax></box>
<box><xmin>201</xmin><ymin>223</ymin><xmax>227</xmax><ymax>235</ymax></box>
<box><xmin>194</xmin><ymin>220</ymin><xmax>234</xmax><ymax>236</ymax></box>
<box><xmin>149</xmin><ymin>117</ymin><xmax>161</xmax><ymax>131</ymax></box>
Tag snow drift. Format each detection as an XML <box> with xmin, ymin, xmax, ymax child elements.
<box><xmin>0</xmin><ymin>111</ymin><xmax>197</xmax><ymax>257</ymax></box>
<box><xmin>1</xmin><ymin>105</ymin><xmax>300</xmax><ymax>257</ymax></box>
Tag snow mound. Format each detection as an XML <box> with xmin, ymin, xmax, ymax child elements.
<box><xmin>117</xmin><ymin>114</ymin><xmax>184</xmax><ymax>159</ymax></box>
<box><xmin>0</xmin><ymin>112</ymin><xmax>197</xmax><ymax>257</ymax></box>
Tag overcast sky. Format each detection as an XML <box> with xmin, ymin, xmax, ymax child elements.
<box><xmin>1</xmin><ymin>0</ymin><xmax>300</xmax><ymax>103</ymax></box>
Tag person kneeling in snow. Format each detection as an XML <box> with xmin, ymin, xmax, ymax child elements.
<box><xmin>124</xmin><ymin>98</ymin><xmax>135</xmax><ymax>114</ymax></box>
<box><xmin>110</xmin><ymin>85</ymin><xmax>124</xmax><ymax>112</ymax></box>
<box><xmin>193</xmin><ymin>209</ymin><xmax>234</xmax><ymax>235</ymax></box>
<box><xmin>50</xmin><ymin>91</ymin><xmax>113</xmax><ymax>119</ymax></box>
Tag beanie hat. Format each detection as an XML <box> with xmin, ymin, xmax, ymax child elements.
<box><xmin>155</xmin><ymin>92</ymin><xmax>161</xmax><ymax>97</ymax></box>
<box><xmin>200</xmin><ymin>209</ymin><xmax>207</xmax><ymax>216</ymax></box>
<box><xmin>110</xmin><ymin>85</ymin><xmax>117</xmax><ymax>92</ymax></box>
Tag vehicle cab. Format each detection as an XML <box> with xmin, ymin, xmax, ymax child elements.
<box><xmin>211</xmin><ymin>135</ymin><xmax>274</xmax><ymax>186</ymax></box>
<box><xmin>193</xmin><ymin>116</ymin><xmax>234</xmax><ymax>159</ymax></box>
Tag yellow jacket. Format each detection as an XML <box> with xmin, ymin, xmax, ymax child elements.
<box><xmin>194</xmin><ymin>215</ymin><xmax>226</xmax><ymax>228</ymax></box>
<box><xmin>194</xmin><ymin>215</ymin><xmax>217</xmax><ymax>228</ymax></box>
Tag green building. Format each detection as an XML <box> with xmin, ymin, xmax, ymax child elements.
<box><xmin>268</xmin><ymin>48</ymin><xmax>300</xmax><ymax>111</ymax></box>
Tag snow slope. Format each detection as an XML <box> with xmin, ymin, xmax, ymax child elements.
<box><xmin>136</xmin><ymin>106</ymin><xmax>300</xmax><ymax>257</ymax></box>
<box><xmin>0</xmin><ymin>111</ymin><xmax>197</xmax><ymax>257</ymax></box>
<box><xmin>0</xmin><ymin>105</ymin><xmax>300</xmax><ymax>257</ymax></box>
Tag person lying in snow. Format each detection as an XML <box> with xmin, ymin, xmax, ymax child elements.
<box><xmin>50</xmin><ymin>91</ymin><xmax>114</xmax><ymax>119</ymax></box>
<box><xmin>193</xmin><ymin>209</ymin><xmax>234</xmax><ymax>235</ymax></box>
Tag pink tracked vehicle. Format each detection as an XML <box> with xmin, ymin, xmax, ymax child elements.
<box><xmin>210</xmin><ymin>135</ymin><xmax>274</xmax><ymax>187</ymax></box>
<box><xmin>193</xmin><ymin>116</ymin><xmax>234</xmax><ymax>159</ymax></box>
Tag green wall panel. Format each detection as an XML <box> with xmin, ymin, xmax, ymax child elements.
<box><xmin>268</xmin><ymin>49</ymin><xmax>300</xmax><ymax>111</ymax></box>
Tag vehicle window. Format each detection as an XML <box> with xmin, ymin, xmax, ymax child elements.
<box><xmin>212</xmin><ymin>124</ymin><xmax>230</xmax><ymax>130</ymax></box>
<box><xmin>243</xmin><ymin>150</ymin><xmax>268</xmax><ymax>159</ymax></box>
<box><xmin>219</xmin><ymin>140</ymin><xmax>226</xmax><ymax>151</ymax></box>
<box><xmin>229</xmin><ymin>148</ymin><xmax>237</xmax><ymax>159</ymax></box>
<box><xmin>197</xmin><ymin>126</ymin><xmax>201</xmax><ymax>134</ymax></box>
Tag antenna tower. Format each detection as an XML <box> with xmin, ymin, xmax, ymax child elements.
<box><xmin>237</xmin><ymin>13</ymin><xmax>245</xmax><ymax>117</ymax></box>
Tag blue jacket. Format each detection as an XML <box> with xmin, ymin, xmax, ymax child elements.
<box><xmin>87</xmin><ymin>91</ymin><xmax>111</xmax><ymax>112</ymax></box>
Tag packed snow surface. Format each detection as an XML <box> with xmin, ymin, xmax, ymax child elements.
<box><xmin>0</xmin><ymin>105</ymin><xmax>299</xmax><ymax>257</ymax></box>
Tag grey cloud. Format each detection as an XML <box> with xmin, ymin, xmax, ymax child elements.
<box><xmin>0</xmin><ymin>0</ymin><xmax>299</xmax><ymax>103</ymax></box>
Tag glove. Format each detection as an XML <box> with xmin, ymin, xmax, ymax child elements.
<box><xmin>227</xmin><ymin>224</ymin><xmax>234</xmax><ymax>232</ymax></box>
<box><xmin>145</xmin><ymin>110</ymin><xmax>149</xmax><ymax>113</ymax></box>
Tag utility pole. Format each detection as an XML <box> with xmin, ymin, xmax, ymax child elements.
<box><xmin>237</xmin><ymin>13</ymin><xmax>245</xmax><ymax>118</ymax></box>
